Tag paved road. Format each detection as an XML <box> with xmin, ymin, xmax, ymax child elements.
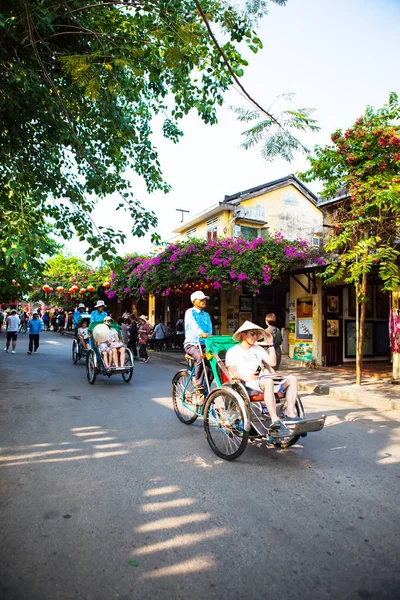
<box><xmin>1</xmin><ymin>332</ymin><xmax>399</xmax><ymax>600</ymax></box>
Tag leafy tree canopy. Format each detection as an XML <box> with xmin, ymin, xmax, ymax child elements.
<box><xmin>301</xmin><ymin>92</ymin><xmax>400</xmax><ymax>293</ymax></box>
<box><xmin>1</xmin><ymin>0</ymin><xmax>290</xmax><ymax>268</ymax></box>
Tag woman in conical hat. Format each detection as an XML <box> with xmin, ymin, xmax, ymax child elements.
<box><xmin>226</xmin><ymin>321</ymin><xmax>301</xmax><ymax>430</ymax></box>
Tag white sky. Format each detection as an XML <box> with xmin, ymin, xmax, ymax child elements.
<box><xmin>65</xmin><ymin>0</ymin><xmax>400</xmax><ymax>261</ymax></box>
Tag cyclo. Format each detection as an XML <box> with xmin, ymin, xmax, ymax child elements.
<box><xmin>72</xmin><ymin>315</ymin><xmax>89</xmax><ymax>364</ymax></box>
<box><xmin>172</xmin><ymin>335</ymin><xmax>326</xmax><ymax>461</ymax></box>
<box><xmin>85</xmin><ymin>321</ymin><xmax>134</xmax><ymax>385</ymax></box>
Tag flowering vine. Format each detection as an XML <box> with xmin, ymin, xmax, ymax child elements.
<box><xmin>110</xmin><ymin>234</ymin><xmax>316</xmax><ymax>299</ymax></box>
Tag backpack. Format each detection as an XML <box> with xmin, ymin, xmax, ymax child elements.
<box><xmin>176</xmin><ymin>319</ymin><xmax>184</xmax><ymax>333</ymax></box>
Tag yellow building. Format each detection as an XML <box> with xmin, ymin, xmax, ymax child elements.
<box><xmin>150</xmin><ymin>175</ymin><xmax>324</xmax><ymax>339</ymax></box>
<box><xmin>173</xmin><ymin>174</ymin><xmax>323</xmax><ymax>245</ymax></box>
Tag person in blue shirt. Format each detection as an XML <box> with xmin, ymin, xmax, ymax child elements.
<box><xmin>27</xmin><ymin>312</ymin><xmax>44</xmax><ymax>354</ymax></box>
<box><xmin>74</xmin><ymin>303</ymin><xmax>89</xmax><ymax>328</ymax></box>
<box><xmin>184</xmin><ymin>291</ymin><xmax>213</xmax><ymax>391</ymax></box>
<box><xmin>90</xmin><ymin>300</ymin><xmax>108</xmax><ymax>324</ymax></box>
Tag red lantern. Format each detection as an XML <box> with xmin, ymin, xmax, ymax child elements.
<box><xmin>12</xmin><ymin>279</ymin><xmax>17</xmax><ymax>285</ymax></box>
<box><xmin>103</xmin><ymin>281</ymin><xmax>110</xmax><ymax>289</ymax></box>
<box><xmin>43</xmin><ymin>284</ymin><xmax>51</xmax><ymax>292</ymax></box>
<box><xmin>56</xmin><ymin>286</ymin><xmax>64</xmax><ymax>293</ymax></box>
<box><xmin>87</xmin><ymin>285</ymin><xmax>95</xmax><ymax>293</ymax></box>
<box><xmin>79</xmin><ymin>288</ymin><xmax>86</xmax><ymax>295</ymax></box>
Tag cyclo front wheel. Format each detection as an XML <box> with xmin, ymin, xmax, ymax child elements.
<box><xmin>122</xmin><ymin>348</ymin><xmax>134</xmax><ymax>383</ymax></box>
<box><xmin>172</xmin><ymin>370</ymin><xmax>198</xmax><ymax>425</ymax></box>
<box><xmin>203</xmin><ymin>387</ymin><xmax>249</xmax><ymax>461</ymax></box>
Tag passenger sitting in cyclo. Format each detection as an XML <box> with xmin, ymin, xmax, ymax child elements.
<box><xmin>98</xmin><ymin>316</ymin><xmax>126</xmax><ymax>370</ymax></box>
<box><xmin>184</xmin><ymin>290</ymin><xmax>213</xmax><ymax>396</ymax></box>
<box><xmin>77</xmin><ymin>318</ymin><xmax>90</xmax><ymax>350</ymax></box>
<box><xmin>225</xmin><ymin>321</ymin><xmax>302</xmax><ymax>430</ymax></box>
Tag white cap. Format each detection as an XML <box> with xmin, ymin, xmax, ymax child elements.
<box><xmin>190</xmin><ymin>290</ymin><xmax>210</xmax><ymax>303</ymax></box>
<box><xmin>78</xmin><ymin>303</ymin><xmax>86</xmax><ymax>309</ymax></box>
<box><xmin>94</xmin><ymin>300</ymin><xmax>106</xmax><ymax>308</ymax></box>
<box><xmin>103</xmin><ymin>316</ymin><xmax>112</xmax><ymax>321</ymax></box>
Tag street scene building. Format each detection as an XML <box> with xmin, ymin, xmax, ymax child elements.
<box><xmin>1</xmin><ymin>2</ymin><xmax>399</xmax><ymax>600</ymax></box>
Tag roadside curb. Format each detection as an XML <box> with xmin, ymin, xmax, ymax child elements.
<box><xmin>298</xmin><ymin>382</ymin><xmax>400</xmax><ymax>411</ymax></box>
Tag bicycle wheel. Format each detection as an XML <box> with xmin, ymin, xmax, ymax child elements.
<box><xmin>86</xmin><ymin>350</ymin><xmax>97</xmax><ymax>384</ymax></box>
<box><xmin>204</xmin><ymin>388</ymin><xmax>249</xmax><ymax>461</ymax></box>
<box><xmin>272</xmin><ymin>397</ymin><xmax>304</xmax><ymax>449</ymax></box>
<box><xmin>172</xmin><ymin>370</ymin><xmax>198</xmax><ymax>425</ymax></box>
<box><xmin>122</xmin><ymin>349</ymin><xmax>134</xmax><ymax>383</ymax></box>
<box><xmin>72</xmin><ymin>339</ymin><xmax>78</xmax><ymax>364</ymax></box>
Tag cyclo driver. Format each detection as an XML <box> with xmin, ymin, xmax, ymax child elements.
<box><xmin>184</xmin><ymin>291</ymin><xmax>213</xmax><ymax>398</ymax></box>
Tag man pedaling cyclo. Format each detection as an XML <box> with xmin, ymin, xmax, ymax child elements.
<box><xmin>184</xmin><ymin>291</ymin><xmax>213</xmax><ymax>398</ymax></box>
<box><xmin>225</xmin><ymin>320</ymin><xmax>302</xmax><ymax>431</ymax></box>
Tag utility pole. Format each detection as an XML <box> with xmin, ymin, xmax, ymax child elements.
<box><xmin>176</xmin><ymin>208</ymin><xmax>190</xmax><ymax>223</ymax></box>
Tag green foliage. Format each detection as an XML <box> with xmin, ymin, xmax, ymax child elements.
<box><xmin>232</xmin><ymin>92</ymin><xmax>320</xmax><ymax>161</ymax></box>
<box><xmin>301</xmin><ymin>92</ymin><xmax>400</xmax><ymax>293</ymax></box>
<box><xmin>109</xmin><ymin>234</ymin><xmax>315</xmax><ymax>299</ymax></box>
<box><xmin>28</xmin><ymin>253</ymin><xmax>111</xmax><ymax>305</ymax></box>
<box><xmin>0</xmin><ymin>0</ymin><xmax>285</xmax><ymax>268</ymax></box>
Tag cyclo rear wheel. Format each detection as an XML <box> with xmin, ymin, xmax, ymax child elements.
<box><xmin>172</xmin><ymin>370</ymin><xmax>198</xmax><ymax>425</ymax></box>
<box><xmin>203</xmin><ymin>387</ymin><xmax>249</xmax><ymax>461</ymax></box>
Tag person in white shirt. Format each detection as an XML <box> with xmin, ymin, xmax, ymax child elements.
<box><xmin>225</xmin><ymin>320</ymin><xmax>300</xmax><ymax>430</ymax></box>
<box><xmin>77</xmin><ymin>318</ymin><xmax>90</xmax><ymax>349</ymax></box>
<box><xmin>4</xmin><ymin>309</ymin><xmax>20</xmax><ymax>353</ymax></box>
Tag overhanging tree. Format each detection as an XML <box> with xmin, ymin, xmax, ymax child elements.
<box><xmin>1</xmin><ymin>0</ymin><xmax>303</xmax><ymax>267</ymax></box>
<box><xmin>301</xmin><ymin>92</ymin><xmax>400</xmax><ymax>384</ymax></box>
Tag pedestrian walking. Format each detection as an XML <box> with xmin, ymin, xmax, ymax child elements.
<box><xmin>42</xmin><ymin>311</ymin><xmax>50</xmax><ymax>331</ymax></box>
<box><xmin>263</xmin><ymin>312</ymin><xmax>283</xmax><ymax>369</ymax></box>
<box><xmin>138</xmin><ymin>315</ymin><xmax>151</xmax><ymax>362</ymax></box>
<box><xmin>152</xmin><ymin>319</ymin><xmax>167</xmax><ymax>351</ymax></box>
<box><xmin>127</xmin><ymin>316</ymin><xmax>138</xmax><ymax>360</ymax></box>
<box><xmin>4</xmin><ymin>309</ymin><xmax>19</xmax><ymax>353</ymax></box>
<box><xmin>27</xmin><ymin>312</ymin><xmax>44</xmax><ymax>354</ymax></box>
<box><xmin>175</xmin><ymin>314</ymin><xmax>185</xmax><ymax>347</ymax></box>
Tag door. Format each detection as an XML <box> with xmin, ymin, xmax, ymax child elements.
<box><xmin>324</xmin><ymin>287</ymin><xmax>343</xmax><ymax>366</ymax></box>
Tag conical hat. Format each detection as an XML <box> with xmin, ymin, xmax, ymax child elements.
<box><xmin>232</xmin><ymin>321</ymin><xmax>267</xmax><ymax>343</ymax></box>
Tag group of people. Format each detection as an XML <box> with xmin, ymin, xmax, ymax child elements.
<box><xmin>1</xmin><ymin>309</ymin><xmax>44</xmax><ymax>354</ymax></box>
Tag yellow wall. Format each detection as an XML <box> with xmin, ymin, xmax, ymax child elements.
<box><xmin>236</xmin><ymin>184</ymin><xmax>322</xmax><ymax>241</ymax></box>
<box><xmin>178</xmin><ymin>184</ymin><xmax>322</xmax><ymax>243</ymax></box>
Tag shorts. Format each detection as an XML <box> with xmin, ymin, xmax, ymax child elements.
<box><xmin>7</xmin><ymin>332</ymin><xmax>18</xmax><ymax>342</ymax></box>
<box><xmin>246</xmin><ymin>374</ymin><xmax>285</xmax><ymax>394</ymax></box>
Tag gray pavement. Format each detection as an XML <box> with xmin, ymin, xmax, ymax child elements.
<box><xmin>0</xmin><ymin>332</ymin><xmax>399</xmax><ymax>600</ymax></box>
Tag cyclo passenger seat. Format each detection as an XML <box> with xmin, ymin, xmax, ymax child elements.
<box><xmin>244</xmin><ymin>376</ymin><xmax>286</xmax><ymax>402</ymax></box>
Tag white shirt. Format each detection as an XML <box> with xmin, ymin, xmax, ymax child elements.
<box><xmin>6</xmin><ymin>315</ymin><xmax>20</xmax><ymax>332</ymax></box>
<box><xmin>225</xmin><ymin>344</ymin><xmax>271</xmax><ymax>381</ymax></box>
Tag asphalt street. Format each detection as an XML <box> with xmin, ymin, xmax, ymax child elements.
<box><xmin>0</xmin><ymin>331</ymin><xmax>399</xmax><ymax>600</ymax></box>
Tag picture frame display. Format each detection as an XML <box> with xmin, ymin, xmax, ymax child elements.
<box><xmin>239</xmin><ymin>296</ymin><xmax>253</xmax><ymax>312</ymax></box>
<box><xmin>297</xmin><ymin>297</ymin><xmax>313</xmax><ymax>318</ymax></box>
<box><xmin>327</xmin><ymin>319</ymin><xmax>339</xmax><ymax>337</ymax></box>
<box><xmin>327</xmin><ymin>295</ymin><xmax>339</xmax><ymax>313</ymax></box>
<box><xmin>296</xmin><ymin>318</ymin><xmax>313</xmax><ymax>340</ymax></box>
